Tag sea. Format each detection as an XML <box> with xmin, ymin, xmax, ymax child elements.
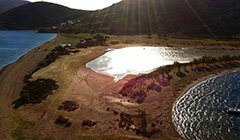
<box><xmin>0</xmin><ymin>30</ymin><xmax>56</xmax><ymax>69</ymax></box>
<box><xmin>173</xmin><ymin>69</ymin><xmax>240</xmax><ymax>140</ymax></box>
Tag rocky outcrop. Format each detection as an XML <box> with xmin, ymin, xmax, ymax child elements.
<box><xmin>119</xmin><ymin>73</ymin><xmax>170</xmax><ymax>103</ymax></box>
<box><xmin>58</xmin><ymin>101</ymin><xmax>79</xmax><ymax>112</ymax></box>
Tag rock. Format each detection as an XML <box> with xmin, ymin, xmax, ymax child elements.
<box><xmin>55</xmin><ymin>115</ymin><xmax>71</xmax><ymax>128</ymax></box>
<box><xmin>58</xmin><ymin>101</ymin><xmax>79</xmax><ymax>112</ymax></box>
<box><xmin>118</xmin><ymin>111</ymin><xmax>160</xmax><ymax>138</ymax></box>
<box><xmin>81</xmin><ymin>120</ymin><xmax>97</xmax><ymax>127</ymax></box>
<box><xmin>113</xmin><ymin>110</ymin><xmax>118</xmax><ymax>115</ymax></box>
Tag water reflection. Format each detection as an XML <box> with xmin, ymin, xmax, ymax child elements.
<box><xmin>172</xmin><ymin>70</ymin><xmax>240</xmax><ymax>140</ymax></box>
<box><xmin>86</xmin><ymin>46</ymin><xmax>240</xmax><ymax>81</ymax></box>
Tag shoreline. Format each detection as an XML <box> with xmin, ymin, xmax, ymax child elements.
<box><xmin>1</xmin><ymin>34</ymin><xmax>240</xmax><ymax>139</ymax></box>
<box><xmin>0</xmin><ymin>34</ymin><xmax>74</xmax><ymax>139</ymax></box>
<box><xmin>170</xmin><ymin>60</ymin><xmax>240</xmax><ymax>139</ymax></box>
<box><xmin>84</xmin><ymin>54</ymin><xmax>240</xmax><ymax>139</ymax></box>
<box><xmin>0</xmin><ymin>33</ymin><xmax>57</xmax><ymax>72</ymax></box>
<box><xmin>173</xmin><ymin>65</ymin><xmax>240</xmax><ymax>102</ymax></box>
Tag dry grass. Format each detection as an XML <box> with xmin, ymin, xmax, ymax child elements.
<box><xmin>62</xmin><ymin>33</ymin><xmax>240</xmax><ymax>48</ymax></box>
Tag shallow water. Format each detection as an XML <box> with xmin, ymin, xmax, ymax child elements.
<box><xmin>0</xmin><ymin>30</ymin><xmax>56</xmax><ymax>69</ymax></box>
<box><xmin>173</xmin><ymin>69</ymin><xmax>240</xmax><ymax>140</ymax></box>
<box><xmin>86</xmin><ymin>46</ymin><xmax>240</xmax><ymax>81</ymax></box>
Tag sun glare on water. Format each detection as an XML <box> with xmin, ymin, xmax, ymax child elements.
<box><xmin>87</xmin><ymin>47</ymin><xmax>176</xmax><ymax>81</ymax></box>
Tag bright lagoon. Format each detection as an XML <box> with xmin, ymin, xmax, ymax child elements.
<box><xmin>0</xmin><ymin>30</ymin><xmax>56</xmax><ymax>69</ymax></box>
<box><xmin>86</xmin><ymin>46</ymin><xmax>240</xmax><ymax>81</ymax></box>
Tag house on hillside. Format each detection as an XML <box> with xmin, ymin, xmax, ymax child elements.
<box><xmin>59</xmin><ymin>44</ymin><xmax>71</xmax><ymax>48</ymax></box>
<box><xmin>60</xmin><ymin>22</ymin><xmax>67</xmax><ymax>26</ymax></box>
<box><xmin>67</xmin><ymin>20</ymin><xmax>73</xmax><ymax>25</ymax></box>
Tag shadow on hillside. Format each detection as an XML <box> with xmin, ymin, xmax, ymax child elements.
<box><xmin>176</xmin><ymin>70</ymin><xmax>186</xmax><ymax>78</ymax></box>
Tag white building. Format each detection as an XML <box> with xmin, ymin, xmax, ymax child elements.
<box><xmin>67</xmin><ymin>20</ymin><xmax>73</xmax><ymax>25</ymax></box>
<box><xmin>60</xmin><ymin>44</ymin><xmax>71</xmax><ymax>48</ymax></box>
<box><xmin>60</xmin><ymin>22</ymin><xmax>67</xmax><ymax>26</ymax></box>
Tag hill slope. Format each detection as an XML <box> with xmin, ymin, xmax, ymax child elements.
<box><xmin>0</xmin><ymin>0</ymin><xmax>29</xmax><ymax>14</ymax></box>
<box><xmin>71</xmin><ymin>0</ymin><xmax>240</xmax><ymax>36</ymax></box>
<box><xmin>0</xmin><ymin>2</ymin><xmax>89</xmax><ymax>29</ymax></box>
<box><xmin>0</xmin><ymin>0</ymin><xmax>239</xmax><ymax>37</ymax></box>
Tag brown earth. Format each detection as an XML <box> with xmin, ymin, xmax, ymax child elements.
<box><xmin>0</xmin><ymin>35</ymin><xmax>79</xmax><ymax>139</ymax></box>
<box><xmin>23</xmin><ymin>42</ymin><xmax>181</xmax><ymax>139</ymax></box>
<box><xmin>1</xmin><ymin>35</ymin><xmax>240</xmax><ymax>140</ymax></box>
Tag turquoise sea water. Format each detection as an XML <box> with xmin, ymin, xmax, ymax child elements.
<box><xmin>0</xmin><ymin>30</ymin><xmax>56</xmax><ymax>69</ymax></box>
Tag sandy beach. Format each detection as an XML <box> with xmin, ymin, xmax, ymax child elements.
<box><xmin>1</xmin><ymin>34</ymin><xmax>240</xmax><ymax>140</ymax></box>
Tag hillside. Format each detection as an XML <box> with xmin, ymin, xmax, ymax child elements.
<box><xmin>0</xmin><ymin>0</ymin><xmax>29</xmax><ymax>14</ymax></box>
<box><xmin>70</xmin><ymin>0</ymin><xmax>240</xmax><ymax>37</ymax></box>
<box><xmin>0</xmin><ymin>2</ymin><xmax>89</xmax><ymax>30</ymax></box>
<box><xmin>0</xmin><ymin>0</ymin><xmax>239</xmax><ymax>37</ymax></box>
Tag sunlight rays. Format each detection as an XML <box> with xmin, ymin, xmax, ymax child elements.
<box><xmin>137</xmin><ymin>0</ymin><xmax>143</xmax><ymax>34</ymax></box>
<box><xmin>123</xmin><ymin>0</ymin><xmax>130</xmax><ymax>35</ymax></box>
<box><xmin>183</xmin><ymin>0</ymin><xmax>217</xmax><ymax>39</ymax></box>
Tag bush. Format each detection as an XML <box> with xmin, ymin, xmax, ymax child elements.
<box><xmin>20</xmin><ymin>79</ymin><xmax>58</xmax><ymax>103</ymax></box>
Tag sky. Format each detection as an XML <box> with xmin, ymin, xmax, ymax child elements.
<box><xmin>28</xmin><ymin>0</ymin><xmax>122</xmax><ymax>10</ymax></box>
